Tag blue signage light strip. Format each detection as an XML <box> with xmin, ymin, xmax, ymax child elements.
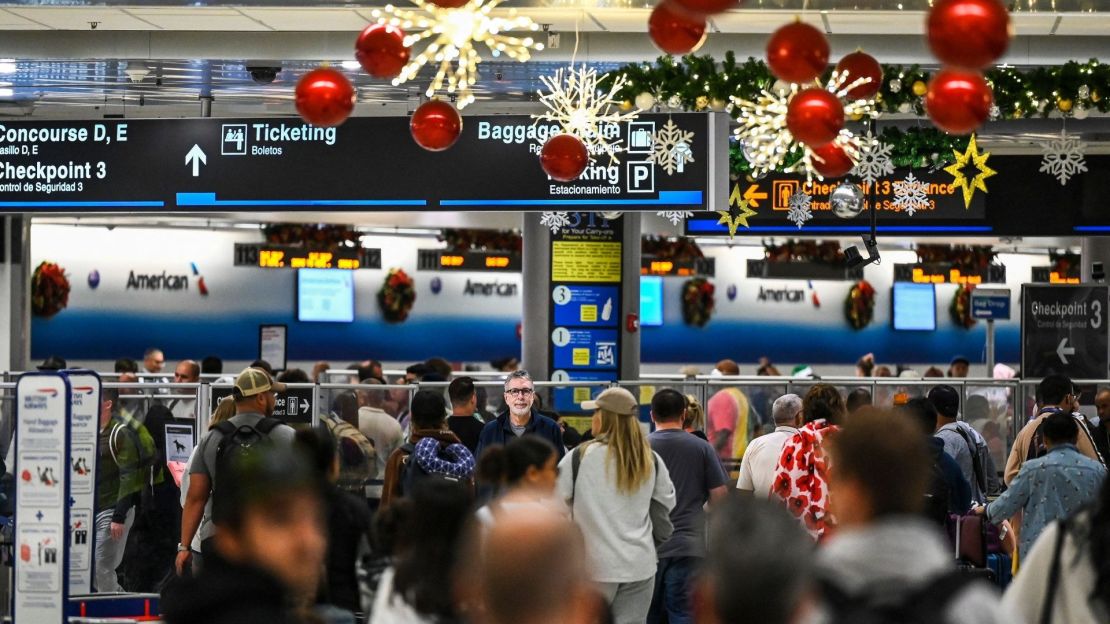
<box><xmin>176</xmin><ymin>192</ymin><xmax>427</xmax><ymax>207</ymax></box>
<box><xmin>686</xmin><ymin>222</ymin><xmax>993</xmax><ymax>234</ymax></box>
<box><xmin>1075</xmin><ymin>226</ymin><xmax>1110</xmax><ymax>232</ymax></box>
<box><xmin>440</xmin><ymin>190</ymin><xmax>703</xmax><ymax>207</ymax></box>
<box><xmin>0</xmin><ymin>200</ymin><xmax>164</xmax><ymax>207</ymax></box>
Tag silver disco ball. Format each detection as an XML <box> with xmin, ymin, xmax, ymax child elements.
<box><xmin>830</xmin><ymin>182</ymin><xmax>866</xmax><ymax>219</ymax></box>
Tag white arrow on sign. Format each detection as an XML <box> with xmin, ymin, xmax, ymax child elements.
<box><xmin>1057</xmin><ymin>337</ymin><xmax>1076</xmax><ymax>364</ymax></box>
<box><xmin>185</xmin><ymin>144</ymin><xmax>207</xmax><ymax>177</ymax></box>
<box><xmin>300</xmin><ymin>398</ymin><xmax>310</xmax><ymax>413</ymax></box>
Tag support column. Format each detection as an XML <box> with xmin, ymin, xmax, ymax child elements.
<box><xmin>521</xmin><ymin>213</ymin><xmax>552</xmax><ymax>380</ymax></box>
<box><xmin>1082</xmin><ymin>237</ymin><xmax>1110</xmax><ymax>282</ymax></box>
<box><xmin>619</xmin><ymin>212</ymin><xmax>641</xmax><ymax>381</ymax></box>
<box><xmin>1</xmin><ymin>216</ymin><xmax>29</xmax><ymax>373</ymax></box>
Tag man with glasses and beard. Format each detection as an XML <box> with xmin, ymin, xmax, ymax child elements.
<box><xmin>476</xmin><ymin>370</ymin><xmax>565</xmax><ymax>460</ymax></box>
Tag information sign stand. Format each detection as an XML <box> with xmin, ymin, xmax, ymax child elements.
<box><xmin>61</xmin><ymin>370</ymin><xmax>101</xmax><ymax>595</ymax></box>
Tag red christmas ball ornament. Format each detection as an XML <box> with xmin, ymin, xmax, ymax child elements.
<box><xmin>426</xmin><ymin>0</ymin><xmax>470</xmax><ymax>7</ymax></box>
<box><xmin>810</xmin><ymin>142</ymin><xmax>854</xmax><ymax>179</ymax></box>
<box><xmin>766</xmin><ymin>20</ymin><xmax>830</xmax><ymax>84</ymax></box>
<box><xmin>927</xmin><ymin>0</ymin><xmax>1011</xmax><ymax>69</ymax></box>
<box><xmin>648</xmin><ymin>2</ymin><xmax>707</xmax><ymax>55</ymax></box>
<box><xmin>835</xmin><ymin>51</ymin><xmax>882</xmax><ymax>100</ymax></box>
<box><xmin>786</xmin><ymin>88</ymin><xmax>844</xmax><ymax>147</ymax></box>
<box><xmin>295</xmin><ymin>67</ymin><xmax>355</xmax><ymax>127</ymax></box>
<box><xmin>540</xmin><ymin>134</ymin><xmax>589</xmax><ymax>182</ymax></box>
<box><xmin>410</xmin><ymin>99</ymin><xmax>462</xmax><ymax>151</ymax></box>
<box><xmin>669</xmin><ymin>0</ymin><xmax>738</xmax><ymax>16</ymax></box>
<box><xmin>925</xmin><ymin>68</ymin><xmax>993</xmax><ymax>135</ymax></box>
<box><xmin>355</xmin><ymin>24</ymin><xmax>410</xmax><ymax>79</ymax></box>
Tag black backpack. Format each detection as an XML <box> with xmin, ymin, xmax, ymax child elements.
<box><xmin>213</xmin><ymin>417</ymin><xmax>282</xmax><ymax>476</ymax></box>
<box><xmin>821</xmin><ymin>571</ymin><xmax>971</xmax><ymax>624</ymax></box>
<box><xmin>923</xmin><ymin>460</ymin><xmax>952</xmax><ymax>526</ymax></box>
<box><xmin>397</xmin><ymin>442</ymin><xmax>468</xmax><ymax>498</ymax></box>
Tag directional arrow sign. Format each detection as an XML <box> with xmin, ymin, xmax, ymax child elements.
<box><xmin>743</xmin><ymin>183</ymin><xmax>768</xmax><ymax>207</ymax></box>
<box><xmin>1022</xmin><ymin>284</ymin><xmax>1109</xmax><ymax>379</ymax></box>
<box><xmin>1057</xmin><ymin>338</ymin><xmax>1076</xmax><ymax>364</ymax></box>
<box><xmin>300</xmin><ymin>398</ymin><xmax>310</xmax><ymax>414</ymax></box>
<box><xmin>185</xmin><ymin>144</ymin><xmax>207</xmax><ymax>177</ymax></box>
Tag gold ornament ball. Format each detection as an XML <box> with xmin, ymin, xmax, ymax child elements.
<box><xmin>695</xmin><ymin>95</ymin><xmax>709</xmax><ymax>110</ymax></box>
<box><xmin>1092</xmin><ymin>90</ymin><xmax>1103</xmax><ymax>103</ymax></box>
<box><xmin>849</xmin><ymin>112</ymin><xmax>863</xmax><ymax>121</ymax></box>
<box><xmin>912</xmin><ymin>80</ymin><xmax>927</xmax><ymax>97</ymax></box>
<box><xmin>1057</xmin><ymin>97</ymin><xmax>1073</xmax><ymax>113</ymax></box>
<box><xmin>620</xmin><ymin>100</ymin><xmax>634</xmax><ymax>111</ymax></box>
<box><xmin>710</xmin><ymin>98</ymin><xmax>727</xmax><ymax>111</ymax></box>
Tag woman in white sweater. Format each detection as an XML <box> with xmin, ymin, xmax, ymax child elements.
<box><xmin>555</xmin><ymin>387</ymin><xmax>676</xmax><ymax>624</ymax></box>
<box><xmin>1002</xmin><ymin>478</ymin><xmax>1110</xmax><ymax>623</ymax></box>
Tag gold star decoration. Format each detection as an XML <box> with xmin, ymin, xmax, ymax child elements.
<box><xmin>944</xmin><ymin>134</ymin><xmax>997</xmax><ymax>209</ymax></box>
<box><xmin>717</xmin><ymin>184</ymin><xmax>759</xmax><ymax>237</ymax></box>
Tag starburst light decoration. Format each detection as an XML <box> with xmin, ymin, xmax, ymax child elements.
<box><xmin>1039</xmin><ymin>130</ymin><xmax>1087</xmax><ymax>186</ymax></box>
<box><xmin>731</xmin><ymin>71</ymin><xmax>878</xmax><ymax>181</ymax></box>
<box><xmin>533</xmin><ymin>65</ymin><xmax>639</xmax><ymax>163</ymax></box>
<box><xmin>374</xmin><ymin>0</ymin><xmax>543</xmax><ymax>109</ymax></box>
<box><xmin>943</xmin><ymin>134</ymin><xmax>996</xmax><ymax>209</ymax></box>
<box><xmin>717</xmin><ymin>184</ymin><xmax>759</xmax><ymax>237</ymax></box>
<box><xmin>786</xmin><ymin>190</ymin><xmax>813</xmax><ymax>229</ymax></box>
<box><xmin>892</xmin><ymin>173</ymin><xmax>930</xmax><ymax>217</ymax></box>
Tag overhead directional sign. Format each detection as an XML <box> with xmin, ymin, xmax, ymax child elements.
<box><xmin>1021</xmin><ymin>284</ymin><xmax>1108</xmax><ymax>379</ymax></box>
<box><xmin>210</xmin><ymin>384</ymin><xmax>315</xmax><ymax>424</ymax></box>
<box><xmin>971</xmin><ymin>288</ymin><xmax>1011</xmax><ymax>320</ymax></box>
<box><xmin>0</xmin><ymin>114</ymin><xmax>724</xmax><ymax>212</ymax></box>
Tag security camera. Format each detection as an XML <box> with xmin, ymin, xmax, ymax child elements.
<box><xmin>846</xmin><ymin>235</ymin><xmax>880</xmax><ymax>269</ymax></box>
<box><xmin>246</xmin><ymin>64</ymin><xmax>281</xmax><ymax>84</ymax></box>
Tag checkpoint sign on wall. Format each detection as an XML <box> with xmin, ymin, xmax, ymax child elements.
<box><xmin>1021</xmin><ymin>285</ymin><xmax>1108</xmax><ymax>379</ymax></box>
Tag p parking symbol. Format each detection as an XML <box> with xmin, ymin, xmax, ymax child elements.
<box><xmin>627</xmin><ymin>161</ymin><xmax>654</xmax><ymax>193</ymax></box>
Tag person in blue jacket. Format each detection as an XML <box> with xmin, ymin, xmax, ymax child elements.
<box><xmin>476</xmin><ymin>371</ymin><xmax>565</xmax><ymax>461</ymax></box>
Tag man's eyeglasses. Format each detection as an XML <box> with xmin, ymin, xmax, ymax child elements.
<box><xmin>505</xmin><ymin>388</ymin><xmax>534</xmax><ymax>397</ymax></box>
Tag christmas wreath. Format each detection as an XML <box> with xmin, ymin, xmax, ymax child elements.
<box><xmin>31</xmin><ymin>261</ymin><xmax>71</xmax><ymax>318</ymax></box>
<box><xmin>377</xmin><ymin>268</ymin><xmax>416</xmax><ymax>323</ymax></box>
<box><xmin>263</xmin><ymin>223</ymin><xmax>358</xmax><ymax>248</ymax></box>
<box><xmin>764</xmin><ymin>240</ymin><xmax>844</xmax><ymax>266</ymax></box>
<box><xmin>844</xmin><ymin>280</ymin><xmax>875</xmax><ymax>330</ymax></box>
<box><xmin>682</xmin><ymin>277</ymin><xmax>715</xmax><ymax>328</ymax></box>
<box><xmin>951</xmin><ymin>284</ymin><xmax>977</xmax><ymax>329</ymax></box>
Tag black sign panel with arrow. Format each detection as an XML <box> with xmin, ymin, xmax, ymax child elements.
<box><xmin>210</xmin><ymin>385</ymin><xmax>316</xmax><ymax>425</ymax></box>
<box><xmin>1021</xmin><ymin>284</ymin><xmax>1109</xmax><ymax>379</ymax></box>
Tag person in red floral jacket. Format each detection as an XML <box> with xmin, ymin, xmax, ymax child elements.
<box><xmin>769</xmin><ymin>384</ymin><xmax>846</xmax><ymax>541</ymax></box>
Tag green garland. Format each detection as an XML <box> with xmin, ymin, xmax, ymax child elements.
<box><xmin>603</xmin><ymin>54</ymin><xmax>1110</xmax><ymax>119</ymax></box>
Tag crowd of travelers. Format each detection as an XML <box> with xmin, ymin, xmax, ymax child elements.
<box><xmin>29</xmin><ymin>348</ymin><xmax>1110</xmax><ymax>623</ymax></box>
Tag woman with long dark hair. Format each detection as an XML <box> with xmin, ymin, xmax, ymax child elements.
<box><xmin>369</xmin><ymin>479</ymin><xmax>472</xmax><ymax>624</ymax></box>
<box><xmin>475</xmin><ymin>436</ymin><xmax>564</xmax><ymax>528</ymax></box>
<box><xmin>1003</xmin><ymin>475</ymin><xmax>1110</xmax><ymax>622</ymax></box>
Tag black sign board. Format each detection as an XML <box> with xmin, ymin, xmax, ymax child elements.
<box><xmin>0</xmin><ymin>114</ymin><xmax>715</xmax><ymax>212</ymax></box>
<box><xmin>1021</xmin><ymin>285</ymin><xmax>1109</xmax><ymax>379</ymax></box>
<box><xmin>1032</xmin><ymin>266</ymin><xmax>1081</xmax><ymax>284</ymax></box>
<box><xmin>641</xmin><ymin>257</ymin><xmax>715</xmax><ymax>277</ymax></box>
<box><xmin>746</xmin><ymin>259</ymin><xmax>863</xmax><ymax>281</ymax></box>
<box><xmin>234</xmin><ymin>243</ymin><xmax>381</xmax><ymax>270</ymax></box>
<box><xmin>211</xmin><ymin>385</ymin><xmax>316</xmax><ymax>425</ymax></box>
<box><xmin>416</xmin><ymin>249</ymin><xmax>521</xmax><ymax>272</ymax></box>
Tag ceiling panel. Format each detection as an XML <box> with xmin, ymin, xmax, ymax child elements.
<box><xmin>1054</xmin><ymin>12</ymin><xmax>1110</xmax><ymax>34</ymax></box>
<box><xmin>5</xmin><ymin>7</ymin><xmax>154</xmax><ymax>30</ymax></box>
<box><xmin>239</xmin><ymin>8</ymin><xmax>370</xmax><ymax>31</ymax></box>
<box><xmin>125</xmin><ymin>8</ymin><xmax>273</xmax><ymax>31</ymax></box>
<box><xmin>707</xmin><ymin>11</ymin><xmax>825</xmax><ymax>33</ymax></box>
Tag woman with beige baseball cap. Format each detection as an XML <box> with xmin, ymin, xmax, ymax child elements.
<box><xmin>555</xmin><ymin>387</ymin><xmax>676</xmax><ymax>624</ymax></box>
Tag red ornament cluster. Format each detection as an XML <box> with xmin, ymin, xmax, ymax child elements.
<box><xmin>646</xmin><ymin>0</ymin><xmax>738</xmax><ymax>56</ymax></box>
<box><xmin>355</xmin><ymin>24</ymin><xmax>409</xmax><ymax>79</ymax></box>
<box><xmin>924</xmin><ymin>0</ymin><xmax>1011</xmax><ymax>134</ymax></box>
<box><xmin>540</xmin><ymin>134</ymin><xmax>589</xmax><ymax>182</ymax></box>
<box><xmin>410</xmin><ymin>100</ymin><xmax>463</xmax><ymax>152</ymax></box>
<box><xmin>295</xmin><ymin>67</ymin><xmax>356</xmax><ymax>127</ymax></box>
<box><xmin>766</xmin><ymin>21</ymin><xmax>829</xmax><ymax>84</ymax></box>
<box><xmin>835</xmin><ymin>51</ymin><xmax>882</xmax><ymax>100</ymax></box>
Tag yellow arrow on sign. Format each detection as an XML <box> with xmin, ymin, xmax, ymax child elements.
<box><xmin>744</xmin><ymin>183</ymin><xmax>768</xmax><ymax>207</ymax></box>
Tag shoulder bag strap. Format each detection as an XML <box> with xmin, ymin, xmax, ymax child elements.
<box><xmin>569</xmin><ymin>445</ymin><xmax>583</xmax><ymax>516</ymax></box>
<box><xmin>1039</xmin><ymin>520</ymin><xmax>1069</xmax><ymax>624</ymax></box>
<box><xmin>953</xmin><ymin>425</ymin><xmax>987</xmax><ymax>491</ymax></box>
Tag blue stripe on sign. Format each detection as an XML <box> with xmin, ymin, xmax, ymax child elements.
<box><xmin>175</xmin><ymin>192</ymin><xmax>427</xmax><ymax>207</ymax></box>
<box><xmin>686</xmin><ymin>221</ymin><xmax>992</xmax><ymax>234</ymax></box>
<box><xmin>0</xmin><ymin>200</ymin><xmax>164</xmax><ymax>207</ymax></box>
<box><xmin>439</xmin><ymin>190</ymin><xmax>703</xmax><ymax>206</ymax></box>
<box><xmin>1075</xmin><ymin>226</ymin><xmax>1110</xmax><ymax>232</ymax></box>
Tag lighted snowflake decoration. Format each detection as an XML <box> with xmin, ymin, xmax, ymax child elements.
<box><xmin>374</xmin><ymin>0</ymin><xmax>543</xmax><ymax>109</ymax></box>
<box><xmin>786</xmin><ymin>190</ymin><xmax>813</xmax><ymax>229</ymax></box>
<box><xmin>731</xmin><ymin>70</ymin><xmax>877</xmax><ymax>181</ymax></box>
<box><xmin>1039</xmin><ymin>130</ymin><xmax>1087</xmax><ymax>186</ymax></box>
<box><xmin>892</xmin><ymin>172</ymin><xmax>930</xmax><ymax>217</ymax></box>
<box><xmin>533</xmin><ymin>65</ymin><xmax>639</xmax><ymax>163</ymax></box>
<box><xmin>657</xmin><ymin>210</ymin><xmax>694</xmax><ymax>226</ymax></box>
<box><xmin>649</xmin><ymin>119</ymin><xmax>695</xmax><ymax>175</ymax></box>
<box><xmin>851</xmin><ymin>132</ymin><xmax>894</xmax><ymax>184</ymax></box>
<box><xmin>540</xmin><ymin>211</ymin><xmax>571</xmax><ymax>234</ymax></box>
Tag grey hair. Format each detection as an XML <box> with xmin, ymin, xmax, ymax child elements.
<box><xmin>504</xmin><ymin>369</ymin><xmax>533</xmax><ymax>391</ymax></box>
<box><xmin>772</xmin><ymin>394</ymin><xmax>803</xmax><ymax>425</ymax></box>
